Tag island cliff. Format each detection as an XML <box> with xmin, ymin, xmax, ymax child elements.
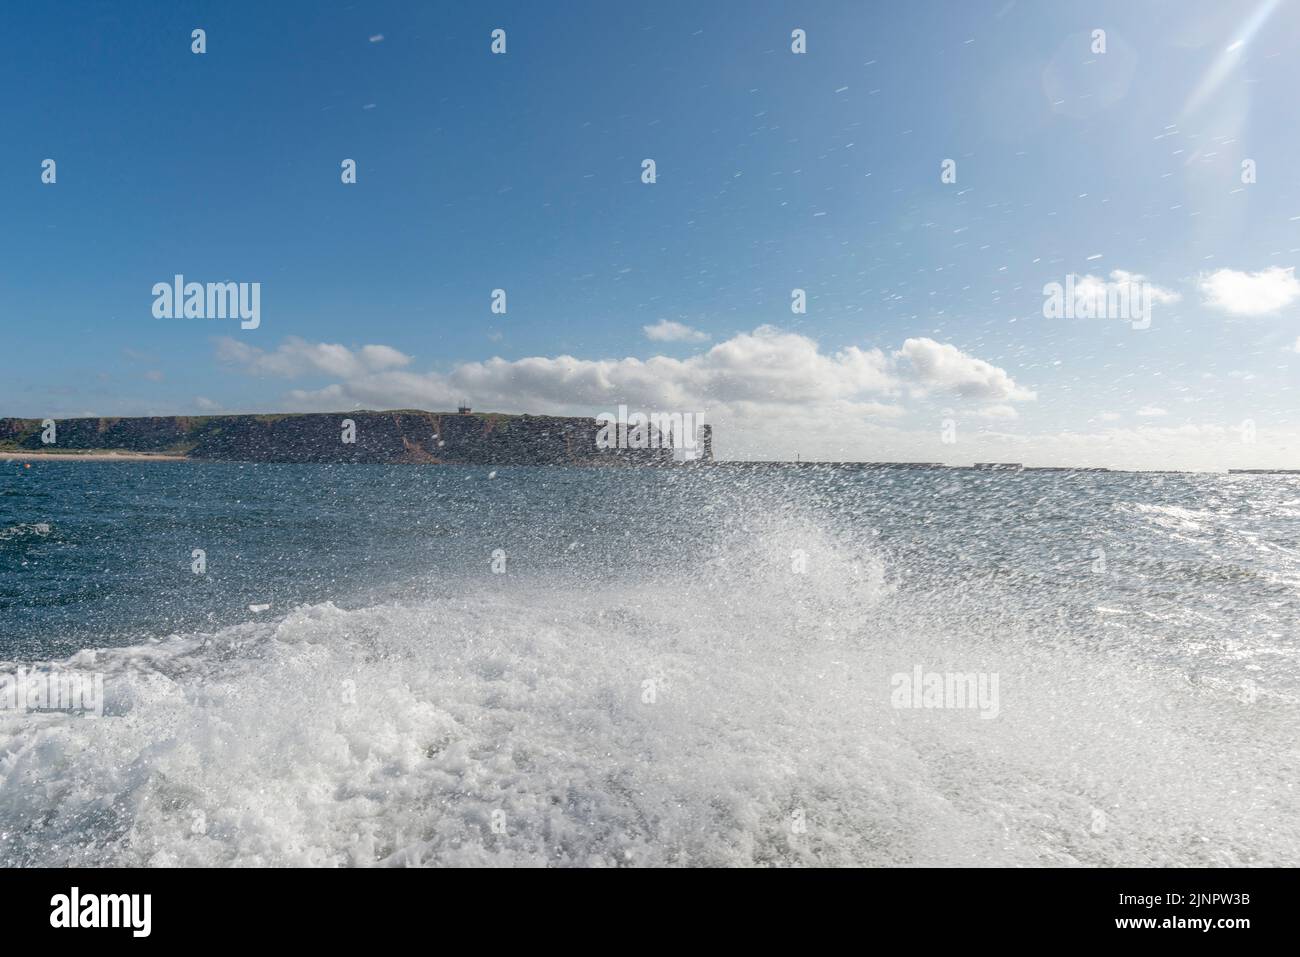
<box><xmin>0</xmin><ymin>411</ymin><xmax>714</xmax><ymax>466</ymax></box>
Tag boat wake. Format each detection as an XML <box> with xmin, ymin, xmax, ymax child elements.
<box><xmin>2</xmin><ymin>509</ymin><xmax>1294</xmax><ymax>867</ymax></box>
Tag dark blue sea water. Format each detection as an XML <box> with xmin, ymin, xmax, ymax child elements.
<box><xmin>1</xmin><ymin>460</ymin><xmax>1297</xmax><ymax>865</ymax></box>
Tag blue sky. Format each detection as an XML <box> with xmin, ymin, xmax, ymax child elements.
<box><xmin>5</xmin><ymin>0</ymin><xmax>1300</xmax><ymax>467</ymax></box>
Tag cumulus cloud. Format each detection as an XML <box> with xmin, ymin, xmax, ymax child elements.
<box><xmin>217</xmin><ymin>327</ymin><xmax>1030</xmax><ymax>411</ymax></box>
<box><xmin>1198</xmin><ymin>266</ymin><xmax>1300</xmax><ymax>315</ymax></box>
<box><xmin>643</xmin><ymin>319</ymin><xmax>710</xmax><ymax>343</ymax></box>
<box><xmin>1062</xmin><ymin>270</ymin><xmax>1182</xmax><ymax>315</ymax></box>
<box><xmin>895</xmin><ymin>338</ymin><xmax>1037</xmax><ymax>402</ymax></box>
<box><xmin>253</xmin><ymin>327</ymin><xmax>906</xmax><ymax>409</ymax></box>
<box><xmin>216</xmin><ymin>336</ymin><xmax>412</xmax><ymax>379</ymax></box>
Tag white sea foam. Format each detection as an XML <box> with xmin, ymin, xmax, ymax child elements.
<box><xmin>0</xmin><ymin>514</ymin><xmax>1296</xmax><ymax>867</ymax></box>
<box><xmin>0</xmin><ymin>522</ymin><xmax>51</xmax><ymax>541</ymax></box>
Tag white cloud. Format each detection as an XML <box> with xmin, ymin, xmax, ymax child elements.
<box><xmin>895</xmin><ymin>338</ymin><xmax>1037</xmax><ymax>401</ymax></box>
<box><xmin>216</xmin><ymin>336</ymin><xmax>412</xmax><ymax>379</ymax></box>
<box><xmin>1137</xmin><ymin>405</ymin><xmax>1168</xmax><ymax>417</ymax></box>
<box><xmin>643</xmin><ymin>319</ymin><xmax>710</xmax><ymax>343</ymax></box>
<box><xmin>219</xmin><ymin>327</ymin><xmax>1031</xmax><ymax>411</ymax></box>
<box><xmin>259</xmin><ymin>326</ymin><xmax>911</xmax><ymax>409</ymax></box>
<box><xmin>1198</xmin><ymin>266</ymin><xmax>1300</xmax><ymax>316</ymax></box>
<box><xmin>1067</xmin><ymin>270</ymin><xmax>1181</xmax><ymax>313</ymax></box>
<box><xmin>974</xmin><ymin>404</ymin><xmax>1019</xmax><ymax>420</ymax></box>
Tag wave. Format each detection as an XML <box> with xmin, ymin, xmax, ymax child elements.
<box><xmin>0</xmin><ymin>509</ymin><xmax>1296</xmax><ymax>867</ymax></box>
<box><xmin>0</xmin><ymin>522</ymin><xmax>51</xmax><ymax>542</ymax></box>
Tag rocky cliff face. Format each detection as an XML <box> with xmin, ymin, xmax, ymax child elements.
<box><xmin>0</xmin><ymin>412</ymin><xmax>713</xmax><ymax>466</ymax></box>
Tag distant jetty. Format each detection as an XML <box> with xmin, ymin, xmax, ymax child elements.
<box><xmin>714</xmin><ymin>461</ymin><xmax>946</xmax><ymax>469</ymax></box>
<box><xmin>713</xmin><ymin>461</ymin><xmax>1112</xmax><ymax>472</ymax></box>
<box><xmin>0</xmin><ymin>411</ymin><xmax>713</xmax><ymax>466</ymax></box>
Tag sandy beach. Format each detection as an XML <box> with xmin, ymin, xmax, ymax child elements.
<box><xmin>0</xmin><ymin>450</ymin><xmax>189</xmax><ymax>462</ymax></box>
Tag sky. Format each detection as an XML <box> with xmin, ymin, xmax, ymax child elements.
<box><xmin>4</xmin><ymin>0</ymin><xmax>1300</xmax><ymax>468</ymax></box>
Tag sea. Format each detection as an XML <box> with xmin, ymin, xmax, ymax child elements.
<box><xmin>1</xmin><ymin>460</ymin><xmax>1297</xmax><ymax>866</ymax></box>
